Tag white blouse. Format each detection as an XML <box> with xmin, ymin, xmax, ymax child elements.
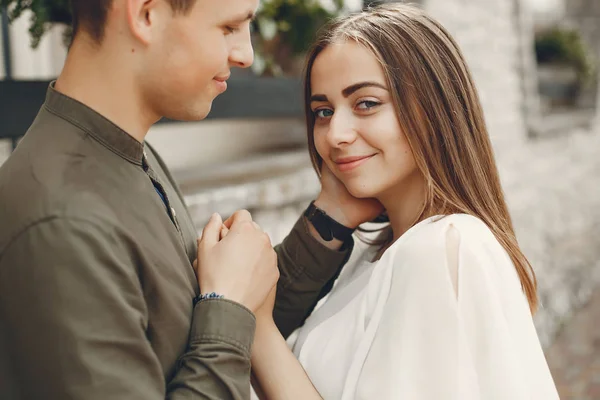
<box><xmin>287</xmin><ymin>214</ymin><xmax>559</xmax><ymax>400</ymax></box>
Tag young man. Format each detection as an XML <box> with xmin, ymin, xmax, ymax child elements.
<box><xmin>0</xmin><ymin>0</ymin><xmax>380</xmax><ymax>399</ymax></box>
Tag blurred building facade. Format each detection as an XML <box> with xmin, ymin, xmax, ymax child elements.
<box><xmin>1</xmin><ymin>0</ymin><xmax>599</xmax><ymax>349</ymax></box>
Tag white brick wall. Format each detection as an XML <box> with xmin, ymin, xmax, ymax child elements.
<box><xmin>426</xmin><ymin>0</ymin><xmax>527</xmax><ymax>150</ymax></box>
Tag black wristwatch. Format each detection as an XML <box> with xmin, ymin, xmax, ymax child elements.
<box><xmin>304</xmin><ymin>201</ymin><xmax>355</xmax><ymax>242</ymax></box>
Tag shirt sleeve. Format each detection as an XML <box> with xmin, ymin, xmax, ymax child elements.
<box><xmin>0</xmin><ymin>217</ymin><xmax>255</xmax><ymax>400</ymax></box>
<box><xmin>274</xmin><ymin>216</ymin><xmax>353</xmax><ymax>338</ymax></box>
<box><xmin>351</xmin><ymin>218</ymin><xmax>559</xmax><ymax>400</ymax></box>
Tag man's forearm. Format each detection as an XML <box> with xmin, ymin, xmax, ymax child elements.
<box><xmin>167</xmin><ymin>299</ymin><xmax>256</xmax><ymax>399</ymax></box>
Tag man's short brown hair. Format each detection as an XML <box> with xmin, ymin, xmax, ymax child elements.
<box><xmin>71</xmin><ymin>0</ymin><xmax>197</xmax><ymax>43</ymax></box>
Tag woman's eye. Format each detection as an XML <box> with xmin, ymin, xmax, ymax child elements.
<box><xmin>315</xmin><ymin>109</ymin><xmax>334</xmax><ymax>118</ymax></box>
<box><xmin>357</xmin><ymin>100</ymin><xmax>380</xmax><ymax>110</ymax></box>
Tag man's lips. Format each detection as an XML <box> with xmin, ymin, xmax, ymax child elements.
<box><xmin>213</xmin><ymin>78</ymin><xmax>228</xmax><ymax>93</ymax></box>
<box><xmin>334</xmin><ymin>154</ymin><xmax>376</xmax><ymax>172</ymax></box>
<box><xmin>213</xmin><ymin>73</ymin><xmax>230</xmax><ymax>93</ymax></box>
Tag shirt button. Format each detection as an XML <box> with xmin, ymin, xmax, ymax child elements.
<box><xmin>171</xmin><ymin>207</ymin><xmax>177</xmax><ymax>217</ymax></box>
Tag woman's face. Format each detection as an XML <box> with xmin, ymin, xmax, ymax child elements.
<box><xmin>310</xmin><ymin>41</ymin><xmax>420</xmax><ymax>200</ymax></box>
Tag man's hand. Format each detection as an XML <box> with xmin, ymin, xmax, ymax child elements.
<box><xmin>314</xmin><ymin>163</ymin><xmax>385</xmax><ymax>229</ymax></box>
<box><xmin>196</xmin><ymin>211</ymin><xmax>279</xmax><ymax>313</ymax></box>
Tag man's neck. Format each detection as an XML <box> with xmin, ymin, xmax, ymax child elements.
<box><xmin>54</xmin><ymin>37</ymin><xmax>157</xmax><ymax>143</ymax></box>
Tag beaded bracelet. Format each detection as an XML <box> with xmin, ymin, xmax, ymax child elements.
<box><xmin>193</xmin><ymin>292</ymin><xmax>225</xmax><ymax>306</ymax></box>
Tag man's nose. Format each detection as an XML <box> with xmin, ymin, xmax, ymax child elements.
<box><xmin>229</xmin><ymin>33</ymin><xmax>254</xmax><ymax>68</ymax></box>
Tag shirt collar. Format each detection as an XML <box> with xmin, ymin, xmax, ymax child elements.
<box><xmin>43</xmin><ymin>81</ymin><xmax>144</xmax><ymax>165</ymax></box>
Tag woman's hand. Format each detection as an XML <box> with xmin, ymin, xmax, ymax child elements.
<box><xmin>316</xmin><ymin>163</ymin><xmax>385</xmax><ymax>229</ymax></box>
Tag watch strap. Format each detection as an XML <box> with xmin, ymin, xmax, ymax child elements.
<box><xmin>304</xmin><ymin>201</ymin><xmax>355</xmax><ymax>242</ymax></box>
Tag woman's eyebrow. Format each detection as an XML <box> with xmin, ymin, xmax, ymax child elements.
<box><xmin>342</xmin><ymin>82</ymin><xmax>388</xmax><ymax>97</ymax></box>
<box><xmin>310</xmin><ymin>82</ymin><xmax>388</xmax><ymax>103</ymax></box>
<box><xmin>310</xmin><ymin>94</ymin><xmax>328</xmax><ymax>103</ymax></box>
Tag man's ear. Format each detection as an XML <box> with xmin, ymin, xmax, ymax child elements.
<box><xmin>125</xmin><ymin>0</ymin><xmax>163</xmax><ymax>45</ymax></box>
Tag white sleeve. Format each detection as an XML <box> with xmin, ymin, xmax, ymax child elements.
<box><xmin>352</xmin><ymin>219</ymin><xmax>559</xmax><ymax>400</ymax></box>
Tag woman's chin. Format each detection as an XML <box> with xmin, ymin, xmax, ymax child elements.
<box><xmin>346</xmin><ymin>184</ymin><xmax>379</xmax><ymax>200</ymax></box>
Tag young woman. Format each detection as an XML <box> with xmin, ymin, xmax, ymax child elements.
<box><xmin>249</xmin><ymin>4</ymin><xmax>559</xmax><ymax>399</ymax></box>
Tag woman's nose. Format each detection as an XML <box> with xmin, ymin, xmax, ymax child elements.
<box><xmin>327</xmin><ymin>113</ymin><xmax>357</xmax><ymax>147</ymax></box>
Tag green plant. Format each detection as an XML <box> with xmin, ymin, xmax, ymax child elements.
<box><xmin>252</xmin><ymin>0</ymin><xmax>345</xmax><ymax>76</ymax></box>
<box><xmin>1</xmin><ymin>0</ymin><xmax>72</xmax><ymax>48</ymax></box>
<box><xmin>535</xmin><ymin>27</ymin><xmax>595</xmax><ymax>86</ymax></box>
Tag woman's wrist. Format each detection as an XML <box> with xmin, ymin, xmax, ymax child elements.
<box><xmin>313</xmin><ymin>195</ymin><xmax>361</xmax><ymax>229</ymax></box>
<box><xmin>252</xmin><ymin>319</ymin><xmax>280</xmax><ymax>360</ymax></box>
<box><xmin>250</xmin><ymin>317</ymin><xmax>323</xmax><ymax>399</ymax></box>
<box><xmin>255</xmin><ymin>317</ymin><xmax>276</xmax><ymax>333</ymax></box>
<box><xmin>256</xmin><ymin>318</ymin><xmax>278</xmax><ymax>339</ymax></box>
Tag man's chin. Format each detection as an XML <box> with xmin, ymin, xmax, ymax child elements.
<box><xmin>191</xmin><ymin>104</ymin><xmax>212</xmax><ymax>121</ymax></box>
<box><xmin>164</xmin><ymin>101</ymin><xmax>213</xmax><ymax>122</ymax></box>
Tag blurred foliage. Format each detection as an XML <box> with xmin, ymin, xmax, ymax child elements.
<box><xmin>0</xmin><ymin>0</ymin><xmax>72</xmax><ymax>48</ymax></box>
<box><xmin>535</xmin><ymin>27</ymin><xmax>595</xmax><ymax>86</ymax></box>
<box><xmin>252</xmin><ymin>0</ymin><xmax>345</xmax><ymax>76</ymax></box>
<box><xmin>254</xmin><ymin>0</ymin><xmax>343</xmax><ymax>55</ymax></box>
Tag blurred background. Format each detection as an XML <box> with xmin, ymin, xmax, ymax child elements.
<box><xmin>1</xmin><ymin>0</ymin><xmax>598</xmax><ymax>398</ymax></box>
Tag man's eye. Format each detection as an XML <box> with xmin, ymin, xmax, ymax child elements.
<box><xmin>225</xmin><ymin>26</ymin><xmax>238</xmax><ymax>34</ymax></box>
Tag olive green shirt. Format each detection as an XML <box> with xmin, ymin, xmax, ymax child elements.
<box><xmin>0</xmin><ymin>84</ymin><xmax>350</xmax><ymax>399</ymax></box>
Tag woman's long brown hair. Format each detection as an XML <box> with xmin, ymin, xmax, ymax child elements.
<box><xmin>303</xmin><ymin>3</ymin><xmax>538</xmax><ymax>312</ymax></box>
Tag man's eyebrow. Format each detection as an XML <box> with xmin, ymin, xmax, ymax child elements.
<box><xmin>230</xmin><ymin>11</ymin><xmax>256</xmax><ymax>23</ymax></box>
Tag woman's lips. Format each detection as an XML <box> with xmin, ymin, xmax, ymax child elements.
<box><xmin>335</xmin><ymin>154</ymin><xmax>375</xmax><ymax>172</ymax></box>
